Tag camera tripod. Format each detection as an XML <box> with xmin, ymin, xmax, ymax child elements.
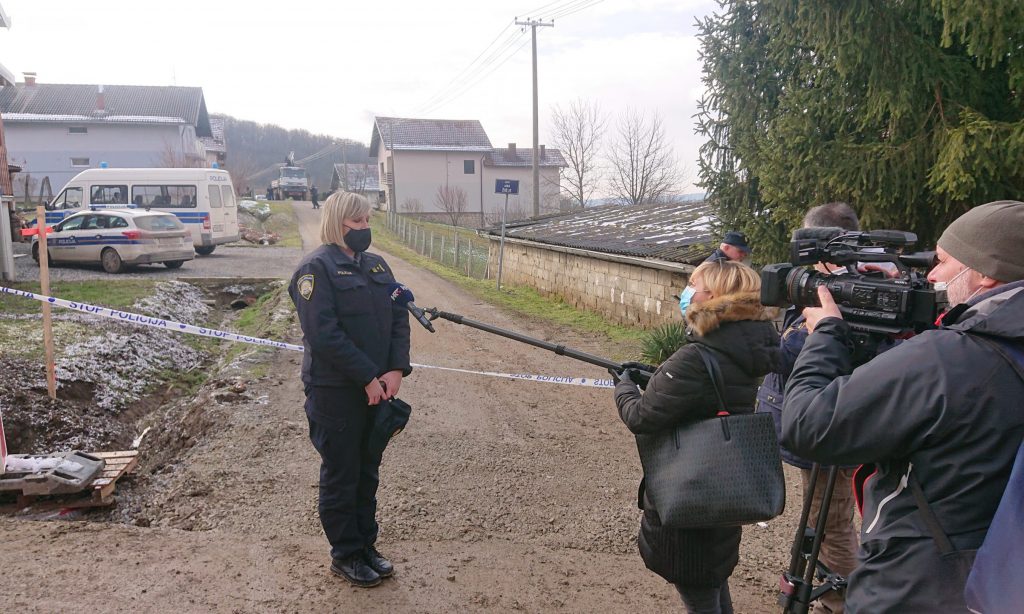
<box><xmin>779</xmin><ymin>463</ymin><xmax>849</xmax><ymax>614</ymax></box>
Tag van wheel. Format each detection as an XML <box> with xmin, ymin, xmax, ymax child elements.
<box><xmin>101</xmin><ymin>247</ymin><xmax>125</xmax><ymax>273</ymax></box>
<box><xmin>195</xmin><ymin>245</ymin><xmax>216</xmax><ymax>256</ymax></box>
<box><xmin>164</xmin><ymin>260</ymin><xmax>185</xmax><ymax>269</ymax></box>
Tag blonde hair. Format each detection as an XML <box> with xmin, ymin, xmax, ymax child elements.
<box><xmin>691</xmin><ymin>260</ymin><xmax>760</xmax><ymax>297</ymax></box>
<box><xmin>320</xmin><ymin>191</ymin><xmax>372</xmax><ymax>248</ymax></box>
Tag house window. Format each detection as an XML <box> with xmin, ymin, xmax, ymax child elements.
<box><xmin>71</xmin><ymin>157</ymin><xmax>91</xmax><ymax>167</ymax></box>
<box><xmin>68</xmin><ymin>126</ymin><xmax>88</xmax><ymax>134</ymax></box>
<box><xmin>464</xmin><ymin>160</ymin><xmax>475</xmax><ymax>174</ymax></box>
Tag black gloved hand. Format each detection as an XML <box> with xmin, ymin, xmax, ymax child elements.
<box><xmin>608</xmin><ymin>367</ymin><xmax>624</xmax><ymax>385</ymax></box>
<box><xmin>621</xmin><ymin>361</ymin><xmax>658</xmax><ymax>373</ymax></box>
<box><xmin>624</xmin><ymin>368</ymin><xmax>652</xmax><ymax>389</ymax></box>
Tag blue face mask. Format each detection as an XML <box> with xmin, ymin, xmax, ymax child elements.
<box><xmin>679</xmin><ymin>286</ymin><xmax>696</xmax><ymax>316</ymax></box>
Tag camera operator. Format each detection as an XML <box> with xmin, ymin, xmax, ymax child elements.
<box><xmin>781</xmin><ymin>200</ymin><xmax>1024</xmax><ymax>612</ymax></box>
<box><xmin>756</xmin><ymin>202</ymin><xmax>862</xmax><ymax>614</ymax></box>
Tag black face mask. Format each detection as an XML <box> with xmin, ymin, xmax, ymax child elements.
<box><xmin>344</xmin><ymin>226</ymin><xmax>372</xmax><ymax>252</ymax></box>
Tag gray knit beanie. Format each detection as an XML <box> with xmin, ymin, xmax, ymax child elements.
<box><xmin>937</xmin><ymin>200</ymin><xmax>1024</xmax><ymax>282</ymax></box>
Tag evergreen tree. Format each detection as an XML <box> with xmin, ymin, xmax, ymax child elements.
<box><xmin>697</xmin><ymin>0</ymin><xmax>1024</xmax><ymax>262</ymax></box>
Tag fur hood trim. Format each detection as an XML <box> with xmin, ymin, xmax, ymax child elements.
<box><xmin>685</xmin><ymin>292</ymin><xmax>777</xmax><ymax>337</ymax></box>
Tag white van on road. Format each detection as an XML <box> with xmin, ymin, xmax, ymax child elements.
<box><xmin>44</xmin><ymin>168</ymin><xmax>240</xmax><ymax>255</ymax></box>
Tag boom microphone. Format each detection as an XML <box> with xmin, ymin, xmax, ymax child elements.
<box><xmin>388</xmin><ymin>283</ymin><xmax>435</xmax><ymax>333</ymax></box>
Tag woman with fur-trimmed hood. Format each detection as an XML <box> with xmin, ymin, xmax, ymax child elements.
<box><xmin>614</xmin><ymin>260</ymin><xmax>781</xmax><ymax>614</ymax></box>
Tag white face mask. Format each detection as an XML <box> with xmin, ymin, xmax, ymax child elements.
<box><xmin>937</xmin><ymin>266</ymin><xmax>984</xmax><ymax>305</ymax></box>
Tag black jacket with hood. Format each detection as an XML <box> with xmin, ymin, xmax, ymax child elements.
<box><xmin>782</xmin><ymin>281</ymin><xmax>1024</xmax><ymax>613</ymax></box>
<box><xmin>615</xmin><ymin>292</ymin><xmax>780</xmax><ymax>586</ymax></box>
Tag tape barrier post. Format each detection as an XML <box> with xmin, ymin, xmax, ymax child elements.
<box><xmin>37</xmin><ymin>205</ymin><xmax>57</xmax><ymax>400</ymax></box>
<box><xmin>1</xmin><ymin>404</ymin><xmax>7</xmax><ymax>473</ymax></box>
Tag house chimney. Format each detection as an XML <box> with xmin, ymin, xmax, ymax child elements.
<box><xmin>94</xmin><ymin>84</ymin><xmax>106</xmax><ymax>116</ymax></box>
<box><xmin>23</xmin><ymin>72</ymin><xmax>37</xmax><ymax>86</ymax></box>
<box><xmin>540</xmin><ymin>144</ymin><xmax>546</xmax><ymax>159</ymax></box>
<box><xmin>507</xmin><ymin>142</ymin><xmax>516</xmax><ymax>161</ymax></box>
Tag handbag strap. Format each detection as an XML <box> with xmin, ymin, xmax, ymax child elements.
<box><xmin>693</xmin><ymin>344</ymin><xmax>730</xmax><ymax>414</ymax></box>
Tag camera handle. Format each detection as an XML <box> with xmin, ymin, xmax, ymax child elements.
<box><xmin>779</xmin><ymin>463</ymin><xmax>849</xmax><ymax>614</ymax></box>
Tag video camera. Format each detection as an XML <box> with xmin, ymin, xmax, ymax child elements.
<box><xmin>760</xmin><ymin>227</ymin><xmax>947</xmax><ymax>336</ymax></box>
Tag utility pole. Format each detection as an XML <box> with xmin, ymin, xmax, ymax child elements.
<box><xmin>515</xmin><ymin>17</ymin><xmax>553</xmax><ymax>217</ymax></box>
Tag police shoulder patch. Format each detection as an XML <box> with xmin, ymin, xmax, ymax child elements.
<box><xmin>297</xmin><ymin>274</ymin><xmax>315</xmax><ymax>300</ymax></box>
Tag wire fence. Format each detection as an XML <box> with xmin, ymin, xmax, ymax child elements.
<box><xmin>382</xmin><ymin>213</ymin><xmax>492</xmax><ymax>280</ymax></box>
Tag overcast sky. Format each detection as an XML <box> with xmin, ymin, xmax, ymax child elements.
<box><xmin>0</xmin><ymin>0</ymin><xmax>715</xmax><ymax>193</ymax></box>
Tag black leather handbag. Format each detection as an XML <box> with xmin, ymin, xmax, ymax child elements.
<box><xmin>635</xmin><ymin>344</ymin><xmax>785</xmax><ymax>528</ymax></box>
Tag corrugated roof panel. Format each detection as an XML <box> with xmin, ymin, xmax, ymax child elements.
<box><xmin>485</xmin><ymin>200</ymin><xmax>716</xmax><ymax>264</ymax></box>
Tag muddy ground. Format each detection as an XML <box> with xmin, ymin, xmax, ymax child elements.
<box><xmin>0</xmin><ymin>202</ymin><xmax>803</xmax><ymax>613</ymax></box>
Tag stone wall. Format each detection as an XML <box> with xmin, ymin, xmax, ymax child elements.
<box><xmin>488</xmin><ymin>237</ymin><xmax>692</xmax><ymax>328</ymax></box>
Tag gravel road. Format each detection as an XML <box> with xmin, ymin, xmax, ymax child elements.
<box><xmin>10</xmin><ymin>237</ymin><xmax>302</xmax><ymax>282</ymax></box>
<box><xmin>0</xmin><ymin>201</ymin><xmax>801</xmax><ymax>613</ymax></box>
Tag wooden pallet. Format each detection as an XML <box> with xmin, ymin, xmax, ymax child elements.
<box><xmin>0</xmin><ymin>450</ymin><xmax>139</xmax><ymax>513</ymax></box>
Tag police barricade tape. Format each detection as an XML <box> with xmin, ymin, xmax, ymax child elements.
<box><xmin>0</xmin><ymin>286</ymin><xmax>616</xmax><ymax>390</ymax></box>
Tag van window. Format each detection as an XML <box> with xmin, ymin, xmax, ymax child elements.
<box><xmin>135</xmin><ymin>215</ymin><xmax>186</xmax><ymax>231</ymax></box>
<box><xmin>91</xmin><ymin>185</ymin><xmax>128</xmax><ymax>205</ymax></box>
<box><xmin>47</xmin><ymin>187</ymin><xmax>84</xmax><ymax>211</ymax></box>
<box><xmin>208</xmin><ymin>184</ymin><xmax>223</xmax><ymax>208</ymax></box>
<box><xmin>132</xmin><ymin>185</ymin><xmax>198</xmax><ymax>208</ymax></box>
<box><xmin>220</xmin><ymin>185</ymin><xmax>236</xmax><ymax>208</ymax></box>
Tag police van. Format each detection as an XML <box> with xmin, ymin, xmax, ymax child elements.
<box><xmin>44</xmin><ymin>168</ymin><xmax>240</xmax><ymax>255</ymax></box>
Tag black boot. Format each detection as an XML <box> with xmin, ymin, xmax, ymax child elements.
<box><xmin>363</xmin><ymin>545</ymin><xmax>394</xmax><ymax>578</ymax></box>
<box><xmin>331</xmin><ymin>554</ymin><xmax>382</xmax><ymax>587</ymax></box>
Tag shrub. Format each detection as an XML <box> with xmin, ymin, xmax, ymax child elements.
<box><xmin>639</xmin><ymin>322</ymin><xmax>687</xmax><ymax>365</ymax></box>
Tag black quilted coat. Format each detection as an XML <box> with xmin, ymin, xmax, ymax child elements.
<box><xmin>615</xmin><ymin>292</ymin><xmax>780</xmax><ymax>586</ymax></box>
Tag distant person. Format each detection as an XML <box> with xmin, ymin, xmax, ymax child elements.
<box><xmin>706</xmin><ymin>231</ymin><xmax>751</xmax><ymax>264</ymax></box>
<box><xmin>267</xmin><ymin>185</ymin><xmax>275</xmax><ymax>201</ymax></box>
<box><xmin>311</xmin><ymin>185</ymin><xmax>320</xmax><ymax>210</ymax></box>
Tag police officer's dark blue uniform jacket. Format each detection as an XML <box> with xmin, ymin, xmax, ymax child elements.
<box><xmin>288</xmin><ymin>244</ymin><xmax>411</xmax><ymax>403</ymax></box>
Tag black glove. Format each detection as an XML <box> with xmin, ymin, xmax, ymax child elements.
<box><xmin>624</xmin><ymin>368</ymin><xmax>652</xmax><ymax>389</ymax></box>
<box><xmin>608</xmin><ymin>367</ymin><xmax>624</xmax><ymax>385</ymax></box>
<box><xmin>621</xmin><ymin>361</ymin><xmax>658</xmax><ymax>373</ymax></box>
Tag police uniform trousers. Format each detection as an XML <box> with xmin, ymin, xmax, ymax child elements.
<box><xmin>304</xmin><ymin>384</ymin><xmax>381</xmax><ymax>560</ymax></box>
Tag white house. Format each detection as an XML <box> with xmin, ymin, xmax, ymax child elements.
<box><xmin>330</xmin><ymin>162</ymin><xmax>381</xmax><ymax>202</ymax></box>
<box><xmin>0</xmin><ymin>78</ymin><xmax>212</xmax><ymax>199</ymax></box>
<box><xmin>369</xmin><ymin>116</ymin><xmax>565</xmax><ymax>226</ymax></box>
<box><xmin>483</xmin><ymin>143</ymin><xmax>565</xmax><ymax>223</ymax></box>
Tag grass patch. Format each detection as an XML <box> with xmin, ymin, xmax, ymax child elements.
<box><xmin>222</xmin><ymin>283</ymin><xmax>295</xmax><ymax>368</ymax></box>
<box><xmin>0</xmin><ymin>279</ymin><xmax>158</xmax><ymax>315</ymax></box>
<box><xmin>262</xmin><ymin>201</ymin><xmax>302</xmax><ymax>248</ymax></box>
<box><xmin>371</xmin><ymin>218</ymin><xmax>646</xmax><ymax>359</ymax></box>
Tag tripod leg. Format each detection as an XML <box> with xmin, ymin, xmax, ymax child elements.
<box><xmin>781</xmin><ymin>464</ymin><xmax>821</xmax><ymax>614</ymax></box>
<box><xmin>801</xmin><ymin>466</ymin><xmax>841</xmax><ymax>599</ymax></box>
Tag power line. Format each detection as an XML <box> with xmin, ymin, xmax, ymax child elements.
<box><xmin>418</xmin><ymin>29</ymin><xmax>526</xmax><ymax>114</ymax></box>
<box><xmin>549</xmin><ymin>0</ymin><xmax>605</xmax><ymax>20</ymax></box>
<box><xmin>419</xmin><ymin>31</ymin><xmax>530</xmax><ymax>115</ymax></box>
<box><xmin>415</xmin><ymin>22</ymin><xmax>516</xmax><ymax>113</ymax></box>
<box><xmin>546</xmin><ymin>0</ymin><xmax>595</xmax><ymax>20</ymax></box>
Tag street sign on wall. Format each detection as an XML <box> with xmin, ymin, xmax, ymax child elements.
<box><xmin>495</xmin><ymin>179</ymin><xmax>520</xmax><ymax>195</ymax></box>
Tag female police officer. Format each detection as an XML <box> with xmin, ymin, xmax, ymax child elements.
<box><xmin>288</xmin><ymin>191</ymin><xmax>411</xmax><ymax>587</ymax></box>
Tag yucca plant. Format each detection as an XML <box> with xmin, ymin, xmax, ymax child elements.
<box><xmin>639</xmin><ymin>322</ymin><xmax>688</xmax><ymax>365</ymax></box>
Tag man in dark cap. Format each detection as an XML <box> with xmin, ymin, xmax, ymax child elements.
<box><xmin>706</xmin><ymin>230</ymin><xmax>751</xmax><ymax>264</ymax></box>
<box><xmin>782</xmin><ymin>200</ymin><xmax>1024</xmax><ymax>612</ymax></box>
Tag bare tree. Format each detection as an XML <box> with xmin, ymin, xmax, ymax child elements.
<box><xmin>434</xmin><ymin>184</ymin><xmax>468</xmax><ymax>227</ymax></box>
<box><xmin>607</xmin><ymin>109</ymin><xmax>681</xmax><ymax>206</ymax></box>
<box><xmin>228</xmin><ymin>154</ymin><xmax>262</xmax><ymax>197</ymax></box>
<box><xmin>550</xmin><ymin>99</ymin><xmax>606</xmax><ymax>209</ymax></box>
<box><xmin>155</xmin><ymin>141</ymin><xmax>206</xmax><ymax>168</ymax></box>
<box><xmin>402</xmin><ymin>198</ymin><xmax>423</xmax><ymax>213</ymax></box>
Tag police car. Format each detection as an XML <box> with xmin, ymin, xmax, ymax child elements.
<box><xmin>32</xmin><ymin>208</ymin><xmax>195</xmax><ymax>273</ymax></box>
